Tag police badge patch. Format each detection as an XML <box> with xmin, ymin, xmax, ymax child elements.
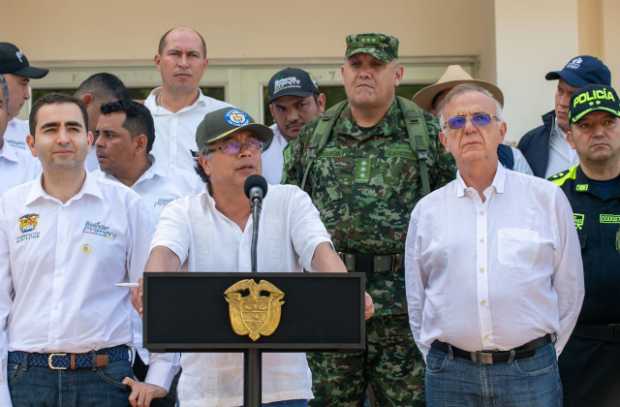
<box><xmin>224</xmin><ymin>279</ymin><xmax>285</xmax><ymax>341</ymax></box>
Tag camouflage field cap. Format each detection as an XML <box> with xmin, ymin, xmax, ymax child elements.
<box><xmin>345</xmin><ymin>33</ymin><xmax>399</xmax><ymax>62</ymax></box>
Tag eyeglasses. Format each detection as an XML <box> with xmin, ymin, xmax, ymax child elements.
<box><xmin>443</xmin><ymin>112</ymin><xmax>499</xmax><ymax>130</ymax></box>
<box><xmin>206</xmin><ymin>138</ymin><xmax>264</xmax><ymax>156</ymax></box>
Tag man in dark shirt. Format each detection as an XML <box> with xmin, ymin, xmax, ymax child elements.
<box><xmin>550</xmin><ymin>84</ymin><xmax>620</xmax><ymax>407</ymax></box>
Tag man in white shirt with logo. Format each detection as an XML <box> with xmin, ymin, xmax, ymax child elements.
<box><xmin>0</xmin><ymin>74</ymin><xmax>40</xmax><ymax>195</ymax></box>
<box><xmin>0</xmin><ymin>42</ymin><xmax>49</xmax><ymax>150</ymax></box>
<box><xmin>145</xmin><ymin>27</ymin><xmax>231</xmax><ymax>177</ymax></box>
<box><xmin>0</xmin><ymin>93</ymin><xmax>176</xmax><ymax>407</ymax></box>
<box><xmin>405</xmin><ymin>84</ymin><xmax>584</xmax><ymax>406</ymax></box>
<box><xmin>262</xmin><ymin>68</ymin><xmax>325</xmax><ymax>184</ymax></box>
<box><xmin>141</xmin><ymin>106</ymin><xmax>373</xmax><ymax>407</ymax></box>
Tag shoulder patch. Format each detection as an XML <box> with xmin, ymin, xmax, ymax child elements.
<box><xmin>549</xmin><ymin>166</ymin><xmax>578</xmax><ymax>186</ymax></box>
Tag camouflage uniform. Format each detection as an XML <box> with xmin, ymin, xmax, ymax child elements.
<box><xmin>282</xmin><ymin>34</ymin><xmax>455</xmax><ymax>403</ymax></box>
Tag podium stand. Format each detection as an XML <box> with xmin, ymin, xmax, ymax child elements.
<box><xmin>143</xmin><ymin>272</ymin><xmax>366</xmax><ymax>406</ymax></box>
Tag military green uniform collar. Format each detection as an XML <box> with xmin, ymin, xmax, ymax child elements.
<box><xmin>333</xmin><ymin>100</ymin><xmax>402</xmax><ymax>140</ymax></box>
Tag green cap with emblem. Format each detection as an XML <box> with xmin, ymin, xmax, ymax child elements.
<box><xmin>345</xmin><ymin>33</ymin><xmax>399</xmax><ymax>62</ymax></box>
<box><xmin>569</xmin><ymin>84</ymin><xmax>620</xmax><ymax>123</ymax></box>
<box><xmin>195</xmin><ymin>107</ymin><xmax>273</xmax><ymax>153</ymax></box>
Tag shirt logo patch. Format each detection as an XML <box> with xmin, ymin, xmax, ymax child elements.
<box><xmin>575</xmin><ymin>184</ymin><xmax>589</xmax><ymax>192</ymax></box>
<box><xmin>16</xmin><ymin>213</ymin><xmax>40</xmax><ymax>243</ymax></box>
<box><xmin>600</xmin><ymin>214</ymin><xmax>620</xmax><ymax>224</ymax></box>
<box><xmin>83</xmin><ymin>221</ymin><xmax>117</xmax><ymax>240</ymax></box>
<box><xmin>573</xmin><ymin>213</ymin><xmax>585</xmax><ymax>231</ymax></box>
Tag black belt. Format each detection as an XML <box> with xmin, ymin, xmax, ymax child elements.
<box><xmin>337</xmin><ymin>252</ymin><xmax>402</xmax><ymax>274</ymax></box>
<box><xmin>574</xmin><ymin>324</ymin><xmax>620</xmax><ymax>342</ymax></box>
<box><xmin>8</xmin><ymin>345</ymin><xmax>130</xmax><ymax>370</ymax></box>
<box><xmin>431</xmin><ymin>334</ymin><xmax>553</xmax><ymax>365</ymax></box>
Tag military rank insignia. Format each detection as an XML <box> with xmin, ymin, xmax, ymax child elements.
<box><xmin>224</xmin><ymin>279</ymin><xmax>285</xmax><ymax>341</ymax></box>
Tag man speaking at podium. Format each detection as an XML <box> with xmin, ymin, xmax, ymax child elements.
<box><xmin>141</xmin><ymin>106</ymin><xmax>373</xmax><ymax>407</ymax></box>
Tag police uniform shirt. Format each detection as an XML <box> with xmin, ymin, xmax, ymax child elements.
<box><xmin>144</xmin><ymin>88</ymin><xmax>232</xmax><ymax>177</ymax></box>
<box><xmin>0</xmin><ymin>141</ymin><xmax>40</xmax><ymax>195</ymax></box>
<box><xmin>261</xmin><ymin>123</ymin><xmax>288</xmax><ymax>185</ymax></box>
<box><xmin>405</xmin><ymin>163</ymin><xmax>584</xmax><ymax>358</ymax></box>
<box><xmin>150</xmin><ymin>184</ymin><xmax>331</xmax><ymax>406</ymax></box>
<box><xmin>551</xmin><ymin>165</ymin><xmax>620</xmax><ymax>323</ymax></box>
<box><xmin>0</xmin><ymin>173</ymin><xmax>177</xmax><ymax>405</ymax></box>
<box><xmin>3</xmin><ymin>118</ymin><xmax>29</xmax><ymax>150</ymax></box>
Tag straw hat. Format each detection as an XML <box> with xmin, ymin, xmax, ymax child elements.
<box><xmin>412</xmin><ymin>65</ymin><xmax>504</xmax><ymax>112</ymax></box>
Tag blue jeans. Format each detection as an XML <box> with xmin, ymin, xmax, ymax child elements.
<box><xmin>8</xmin><ymin>359</ymin><xmax>132</xmax><ymax>406</ymax></box>
<box><xmin>425</xmin><ymin>342</ymin><xmax>562</xmax><ymax>407</ymax></box>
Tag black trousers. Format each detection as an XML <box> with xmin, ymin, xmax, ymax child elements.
<box><xmin>559</xmin><ymin>332</ymin><xmax>620</xmax><ymax>407</ymax></box>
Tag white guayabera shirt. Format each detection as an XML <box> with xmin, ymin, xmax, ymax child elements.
<box><xmin>150</xmin><ymin>184</ymin><xmax>331</xmax><ymax>407</ymax></box>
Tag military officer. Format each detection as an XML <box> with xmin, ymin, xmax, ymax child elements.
<box><xmin>282</xmin><ymin>33</ymin><xmax>455</xmax><ymax>406</ymax></box>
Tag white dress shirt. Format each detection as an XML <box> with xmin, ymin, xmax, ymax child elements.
<box><xmin>0</xmin><ymin>173</ymin><xmax>177</xmax><ymax>406</ymax></box>
<box><xmin>4</xmin><ymin>118</ymin><xmax>29</xmax><ymax>150</ymax></box>
<box><xmin>261</xmin><ymin>124</ymin><xmax>288</xmax><ymax>185</ymax></box>
<box><xmin>144</xmin><ymin>88</ymin><xmax>231</xmax><ymax>177</ymax></box>
<box><xmin>0</xmin><ymin>142</ymin><xmax>40</xmax><ymax>195</ymax></box>
<box><xmin>405</xmin><ymin>164</ymin><xmax>584</xmax><ymax>360</ymax></box>
<box><xmin>150</xmin><ymin>184</ymin><xmax>331</xmax><ymax>406</ymax></box>
<box><xmin>545</xmin><ymin>119</ymin><xmax>579</xmax><ymax>178</ymax></box>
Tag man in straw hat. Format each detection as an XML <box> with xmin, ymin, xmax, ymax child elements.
<box><xmin>413</xmin><ymin>65</ymin><xmax>533</xmax><ymax>175</ymax></box>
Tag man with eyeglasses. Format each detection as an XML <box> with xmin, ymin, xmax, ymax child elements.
<box><xmin>262</xmin><ymin>68</ymin><xmax>326</xmax><ymax>184</ymax></box>
<box><xmin>549</xmin><ymin>84</ymin><xmax>620</xmax><ymax>407</ymax></box>
<box><xmin>140</xmin><ymin>106</ymin><xmax>373</xmax><ymax>407</ymax></box>
<box><xmin>405</xmin><ymin>83</ymin><xmax>584</xmax><ymax>406</ymax></box>
<box><xmin>0</xmin><ymin>73</ymin><xmax>40</xmax><ymax>195</ymax></box>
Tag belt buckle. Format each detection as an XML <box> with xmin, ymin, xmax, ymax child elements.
<box><xmin>48</xmin><ymin>353</ymin><xmax>68</xmax><ymax>370</ymax></box>
<box><xmin>473</xmin><ymin>351</ymin><xmax>494</xmax><ymax>365</ymax></box>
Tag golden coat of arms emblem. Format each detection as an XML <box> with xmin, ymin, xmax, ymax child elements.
<box><xmin>224</xmin><ymin>279</ymin><xmax>285</xmax><ymax>341</ymax></box>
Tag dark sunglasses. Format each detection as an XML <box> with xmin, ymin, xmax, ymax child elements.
<box><xmin>444</xmin><ymin>112</ymin><xmax>498</xmax><ymax>130</ymax></box>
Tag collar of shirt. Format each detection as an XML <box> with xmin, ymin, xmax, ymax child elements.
<box><xmin>333</xmin><ymin>99</ymin><xmax>402</xmax><ymax>140</ymax></box>
<box><xmin>0</xmin><ymin>142</ymin><xmax>19</xmax><ymax>163</ymax></box>
<box><xmin>455</xmin><ymin>162</ymin><xmax>506</xmax><ymax>198</ymax></box>
<box><xmin>132</xmin><ymin>154</ymin><xmax>166</xmax><ymax>187</ymax></box>
<box><xmin>144</xmin><ymin>87</ymin><xmax>208</xmax><ymax>116</ymax></box>
<box><xmin>25</xmin><ymin>171</ymin><xmax>103</xmax><ymax>206</ymax></box>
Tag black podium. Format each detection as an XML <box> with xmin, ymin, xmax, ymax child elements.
<box><xmin>143</xmin><ymin>272</ymin><xmax>366</xmax><ymax>406</ymax></box>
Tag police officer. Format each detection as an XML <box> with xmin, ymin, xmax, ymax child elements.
<box><xmin>282</xmin><ymin>33</ymin><xmax>455</xmax><ymax>406</ymax></box>
<box><xmin>550</xmin><ymin>84</ymin><xmax>620</xmax><ymax>406</ymax></box>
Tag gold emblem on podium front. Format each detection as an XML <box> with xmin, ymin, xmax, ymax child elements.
<box><xmin>224</xmin><ymin>279</ymin><xmax>285</xmax><ymax>341</ymax></box>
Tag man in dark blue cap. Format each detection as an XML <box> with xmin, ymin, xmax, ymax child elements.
<box><xmin>518</xmin><ymin>55</ymin><xmax>611</xmax><ymax>178</ymax></box>
<box><xmin>0</xmin><ymin>42</ymin><xmax>48</xmax><ymax>150</ymax></box>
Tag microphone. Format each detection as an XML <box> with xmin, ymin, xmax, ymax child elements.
<box><xmin>244</xmin><ymin>175</ymin><xmax>268</xmax><ymax>203</ymax></box>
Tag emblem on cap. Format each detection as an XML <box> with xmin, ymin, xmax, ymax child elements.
<box><xmin>224</xmin><ymin>279</ymin><xmax>285</xmax><ymax>341</ymax></box>
<box><xmin>566</xmin><ymin>57</ymin><xmax>583</xmax><ymax>70</ymax></box>
<box><xmin>15</xmin><ymin>51</ymin><xmax>24</xmax><ymax>63</ymax></box>
<box><xmin>274</xmin><ymin>76</ymin><xmax>302</xmax><ymax>93</ymax></box>
<box><xmin>224</xmin><ymin>109</ymin><xmax>250</xmax><ymax>127</ymax></box>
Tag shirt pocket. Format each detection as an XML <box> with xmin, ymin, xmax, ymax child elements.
<box><xmin>497</xmin><ymin>228</ymin><xmax>544</xmax><ymax>269</ymax></box>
